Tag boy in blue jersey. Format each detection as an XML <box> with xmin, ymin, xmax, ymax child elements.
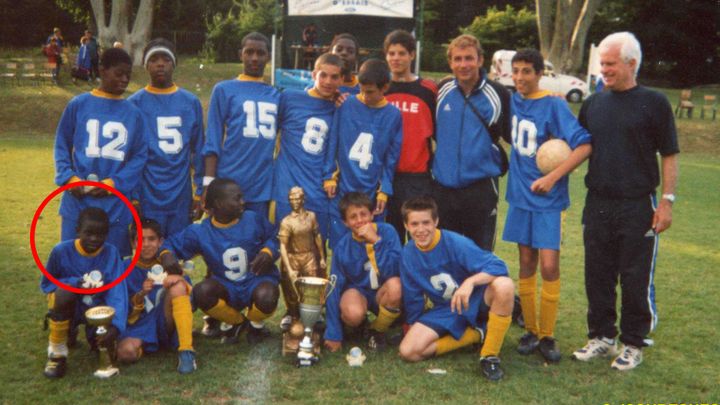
<box><xmin>116</xmin><ymin>219</ymin><xmax>196</xmax><ymax>374</ymax></box>
<box><xmin>323</xmin><ymin>59</ymin><xmax>403</xmax><ymax>248</ymax></box>
<box><xmin>54</xmin><ymin>48</ymin><xmax>148</xmax><ymax>257</ymax></box>
<box><xmin>330</xmin><ymin>33</ymin><xmax>361</xmax><ymax>95</ymax></box>
<box><xmin>273</xmin><ymin>52</ymin><xmax>343</xmax><ymax>240</ymax></box>
<box><xmin>160</xmin><ymin>179</ymin><xmax>280</xmax><ymax>345</ymax></box>
<box><xmin>323</xmin><ymin>193</ymin><xmax>403</xmax><ymax>353</ymax></box>
<box><xmin>128</xmin><ymin>39</ymin><xmax>204</xmax><ymax>237</ymax></box>
<box><xmin>203</xmin><ymin>32</ymin><xmax>279</xmax><ymax>219</ymax></box>
<box><xmin>502</xmin><ymin>49</ymin><xmax>592</xmax><ymax>363</ymax></box>
<box><xmin>398</xmin><ymin>197</ymin><xmax>515</xmax><ymax>381</ymax></box>
<box><xmin>42</xmin><ymin>208</ymin><xmax>128</xmax><ymax>378</ymax></box>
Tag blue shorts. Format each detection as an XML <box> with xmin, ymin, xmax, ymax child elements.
<box><xmin>502</xmin><ymin>205</ymin><xmax>563</xmax><ymax>250</ymax></box>
<box><xmin>418</xmin><ymin>285</ymin><xmax>489</xmax><ymax>340</ymax></box>
<box><xmin>62</xmin><ymin>216</ymin><xmax>131</xmax><ymax>257</ymax></box>
<box><xmin>142</xmin><ymin>204</ymin><xmax>192</xmax><ymax>238</ymax></box>
<box><xmin>344</xmin><ymin>286</ymin><xmax>380</xmax><ymax>315</ymax></box>
<box><xmin>274</xmin><ymin>199</ymin><xmax>330</xmax><ymax>241</ymax></box>
<box><xmin>215</xmin><ymin>271</ymin><xmax>280</xmax><ymax>310</ymax></box>
<box><xmin>119</xmin><ymin>290</ymin><xmax>176</xmax><ymax>352</ymax></box>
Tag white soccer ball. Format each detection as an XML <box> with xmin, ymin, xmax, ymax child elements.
<box><xmin>536</xmin><ymin>139</ymin><xmax>571</xmax><ymax>175</ymax></box>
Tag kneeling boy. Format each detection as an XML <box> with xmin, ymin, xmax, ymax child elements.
<box><xmin>42</xmin><ymin>207</ymin><xmax>128</xmax><ymax>378</ymax></box>
<box><xmin>323</xmin><ymin>192</ymin><xmax>403</xmax><ymax>352</ymax></box>
<box><xmin>116</xmin><ymin>218</ymin><xmax>196</xmax><ymax>374</ymax></box>
<box><xmin>398</xmin><ymin>197</ymin><xmax>514</xmax><ymax>381</ymax></box>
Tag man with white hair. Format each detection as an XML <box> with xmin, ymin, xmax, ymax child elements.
<box><xmin>572</xmin><ymin>32</ymin><xmax>679</xmax><ymax>370</ymax></box>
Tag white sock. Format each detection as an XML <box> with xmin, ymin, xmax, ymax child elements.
<box><xmin>48</xmin><ymin>342</ymin><xmax>68</xmax><ymax>357</ymax></box>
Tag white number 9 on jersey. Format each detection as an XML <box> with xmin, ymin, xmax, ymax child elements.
<box><xmin>430</xmin><ymin>273</ymin><xmax>458</xmax><ymax>301</ymax></box>
<box><xmin>223</xmin><ymin>247</ymin><xmax>248</xmax><ymax>281</ymax></box>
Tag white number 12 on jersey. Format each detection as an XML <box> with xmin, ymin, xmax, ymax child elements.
<box><xmin>85</xmin><ymin>119</ymin><xmax>128</xmax><ymax>161</ymax></box>
<box><xmin>349</xmin><ymin>132</ymin><xmax>374</xmax><ymax>170</ymax></box>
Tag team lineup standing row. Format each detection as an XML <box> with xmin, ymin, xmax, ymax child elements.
<box><xmin>42</xmin><ymin>27</ymin><xmax>678</xmax><ymax>381</ymax></box>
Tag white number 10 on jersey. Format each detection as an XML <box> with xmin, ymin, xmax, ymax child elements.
<box><xmin>511</xmin><ymin>116</ymin><xmax>538</xmax><ymax>157</ymax></box>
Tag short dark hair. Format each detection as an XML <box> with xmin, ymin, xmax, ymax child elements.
<box><xmin>339</xmin><ymin>192</ymin><xmax>373</xmax><ymax>220</ymax></box>
<box><xmin>383</xmin><ymin>29</ymin><xmax>416</xmax><ymax>53</ymax></box>
<box><xmin>512</xmin><ymin>48</ymin><xmax>544</xmax><ymax>74</ymax></box>
<box><xmin>130</xmin><ymin>217</ymin><xmax>163</xmax><ymax>240</ymax></box>
<box><xmin>401</xmin><ymin>196</ymin><xmax>438</xmax><ymax>224</ymax></box>
<box><xmin>314</xmin><ymin>53</ymin><xmax>343</xmax><ymax>70</ymax></box>
<box><xmin>358</xmin><ymin>58</ymin><xmax>390</xmax><ymax>88</ymax></box>
<box><xmin>241</xmin><ymin>32</ymin><xmax>270</xmax><ymax>51</ymax></box>
<box><xmin>77</xmin><ymin>207</ymin><xmax>110</xmax><ymax>233</ymax></box>
<box><xmin>143</xmin><ymin>38</ymin><xmax>177</xmax><ymax>66</ymax></box>
<box><xmin>100</xmin><ymin>47</ymin><xmax>132</xmax><ymax>68</ymax></box>
<box><xmin>205</xmin><ymin>178</ymin><xmax>241</xmax><ymax>211</ymax></box>
<box><xmin>331</xmin><ymin>33</ymin><xmax>360</xmax><ymax>51</ymax></box>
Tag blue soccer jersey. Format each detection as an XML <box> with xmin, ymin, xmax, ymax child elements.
<box><xmin>128</xmin><ymin>85</ymin><xmax>204</xmax><ymax>215</ymax></box>
<box><xmin>322</xmin><ymin>95</ymin><xmax>402</xmax><ymax>200</ymax></box>
<box><xmin>41</xmin><ymin>239</ymin><xmax>129</xmax><ymax>332</ymax></box>
<box><xmin>400</xmin><ymin>229</ymin><xmax>508</xmax><ymax>326</ymax></box>
<box><xmin>339</xmin><ymin>75</ymin><xmax>360</xmax><ymax>95</ymax></box>
<box><xmin>162</xmin><ymin>212</ymin><xmax>279</xmax><ymax>287</ymax></box>
<box><xmin>506</xmin><ymin>91</ymin><xmax>592</xmax><ymax>211</ymax></box>
<box><xmin>273</xmin><ymin>89</ymin><xmax>336</xmax><ymax>204</ymax></box>
<box><xmin>324</xmin><ymin>223</ymin><xmax>402</xmax><ymax>341</ymax></box>
<box><xmin>204</xmin><ymin>76</ymin><xmax>280</xmax><ymax>203</ymax></box>
<box><xmin>54</xmin><ymin>89</ymin><xmax>148</xmax><ymax>223</ymax></box>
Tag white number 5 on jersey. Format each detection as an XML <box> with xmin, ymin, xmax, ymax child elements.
<box><xmin>430</xmin><ymin>273</ymin><xmax>458</xmax><ymax>301</ymax></box>
<box><xmin>157</xmin><ymin>116</ymin><xmax>183</xmax><ymax>154</ymax></box>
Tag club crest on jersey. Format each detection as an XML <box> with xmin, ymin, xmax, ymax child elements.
<box><xmin>81</xmin><ymin>270</ymin><xmax>104</xmax><ymax>305</ymax></box>
<box><xmin>443</xmin><ymin>104</ymin><xmax>451</xmax><ymax>112</ymax></box>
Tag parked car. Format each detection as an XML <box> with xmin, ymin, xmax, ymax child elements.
<box><xmin>489</xmin><ymin>49</ymin><xmax>588</xmax><ymax>103</ymax></box>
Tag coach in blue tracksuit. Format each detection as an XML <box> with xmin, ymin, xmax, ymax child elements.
<box><xmin>432</xmin><ymin>34</ymin><xmax>511</xmax><ymax>252</ymax></box>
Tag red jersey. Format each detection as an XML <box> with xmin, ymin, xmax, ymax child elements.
<box><xmin>386</xmin><ymin>78</ymin><xmax>437</xmax><ymax>173</ymax></box>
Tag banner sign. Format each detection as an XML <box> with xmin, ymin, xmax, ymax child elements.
<box><xmin>288</xmin><ymin>0</ymin><xmax>413</xmax><ymax>18</ymax></box>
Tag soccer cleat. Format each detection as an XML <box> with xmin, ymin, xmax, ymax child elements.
<box><xmin>572</xmin><ymin>337</ymin><xmax>618</xmax><ymax>361</ymax></box>
<box><xmin>220</xmin><ymin>320</ymin><xmax>248</xmax><ymax>344</ymax></box>
<box><xmin>202</xmin><ymin>316</ymin><xmax>222</xmax><ymax>338</ymax></box>
<box><xmin>611</xmin><ymin>345</ymin><xmax>642</xmax><ymax>371</ymax></box>
<box><xmin>246</xmin><ymin>324</ymin><xmax>271</xmax><ymax>345</ymax></box>
<box><xmin>43</xmin><ymin>355</ymin><xmax>67</xmax><ymax>378</ymax></box>
<box><xmin>517</xmin><ymin>332</ymin><xmax>539</xmax><ymax>355</ymax></box>
<box><xmin>177</xmin><ymin>350</ymin><xmax>197</xmax><ymax>374</ymax></box>
<box><xmin>367</xmin><ymin>330</ymin><xmax>387</xmax><ymax>352</ymax></box>
<box><xmin>280</xmin><ymin>314</ymin><xmax>293</xmax><ymax>332</ymax></box>
<box><xmin>479</xmin><ymin>356</ymin><xmax>504</xmax><ymax>381</ymax></box>
<box><xmin>538</xmin><ymin>337</ymin><xmax>562</xmax><ymax>363</ymax></box>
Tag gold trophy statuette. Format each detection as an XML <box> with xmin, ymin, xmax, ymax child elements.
<box><xmin>85</xmin><ymin>306</ymin><xmax>119</xmax><ymax>378</ymax></box>
<box><xmin>294</xmin><ymin>276</ymin><xmax>333</xmax><ymax>367</ymax></box>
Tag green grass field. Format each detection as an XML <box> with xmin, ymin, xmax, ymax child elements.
<box><xmin>0</xmin><ymin>59</ymin><xmax>719</xmax><ymax>404</ymax></box>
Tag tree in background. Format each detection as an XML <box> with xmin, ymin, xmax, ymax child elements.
<box><xmin>203</xmin><ymin>0</ymin><xmax>278</xmax><ymax>63</ymax></box>
<box><xmin>536</xmin><ymin>0</ymin><xmax>603</xmax><ymax>75</ymax></box>
<box><xmin>462</xmin><ymin>5</ymin><xmax>538</xmax><ymax>67</ymax></box>
<box><xmin>89</xmin><ymin>0</ymin><xmax>155</xmax><ymax>65</ymax></box>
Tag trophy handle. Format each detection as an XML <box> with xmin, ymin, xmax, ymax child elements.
<box><xmin>326</xmin><ymin>274</ymin><xmax>337</xmax><ymax>299</ymax></box>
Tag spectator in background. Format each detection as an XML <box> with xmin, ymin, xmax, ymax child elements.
<box><xmin>44</xmin><ymin>37</ymin><xmax>61</xmax><ymax>84</ymax></box>
<box><xmin>72</xmin><ymin>36</ymin><xmax>92</xmax><ymax>83</ymax></box>
<box><xmin>85</xmin><ymin>30</ymin><xmax>100</xmax><ymax>81</ymax></box>
<box><xmin>302</xmin><ymin>23</ymin><xmax>318</xmax><ymax>47</ymax></box>
<box><xmin>46</xmin><ymin>28</ymin><xmax>64</xmax><ymax>80</ymax></box>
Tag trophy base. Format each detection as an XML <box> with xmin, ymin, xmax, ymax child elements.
<box><xmin>282</xmin><ymin>322</ymin><xmax>322</xmax><ymax>357</ymax></box>
<box><xmin>296</xmin><ymin>350</ymin><xmax>318</xmax><ymax>367</ymax></box>
<box><xmin>93</xmin><ymin>367</ymin><xmax>119</xmax><ymax>379</ymax></box>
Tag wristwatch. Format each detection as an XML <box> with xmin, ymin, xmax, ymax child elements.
<box><xmin>661</xmin><ymin>194</ymin><xmax>676</xmax><ymax>203</ymax></box>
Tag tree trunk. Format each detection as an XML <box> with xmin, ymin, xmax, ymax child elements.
<box><xmin>536</xmin><ymin>0</ymin><xmax>602</xmax><ymax>74</ymax></box>
<box><xmin>90</xmin><ymin>0</ymin><xmax>154</xmax><ymax>66</ymax></box>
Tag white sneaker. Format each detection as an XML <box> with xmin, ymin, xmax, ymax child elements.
<box><xmin>611</xmin><ymin>345</ymin><xmax>643</xmax><ymax>371</ymax></box>
<box><xmin>572</xmin><ymin>337</ymin><xmax>618</xmax><ymax>361</ymax></box>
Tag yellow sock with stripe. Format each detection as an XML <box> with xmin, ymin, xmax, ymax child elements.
<box><xmin>518</xmin><ymin>274</ymin><xmax>539</xmax><ymax>335</ymax></box>
<box><xmin>436</xmin><ymin>327</ymin><xmax>482</xmax><ymax>356</ymax></box>
<box><xmin>539</xmin><ymin>279</ymin><xmax>561</xmax><ymax>339</ymax></box>
<box><xmin>48</xmin><ymin>319</ymin><xmax>70</xmax><ymax>357</ymax></box>
<box><xmin>172</xmin><ymin>295</ymin><xmax>194</xmax><ymax>352</ymax></box>
<box><xmin>479</xmin><ymin>312</ymin><xmax>512</xmax><ymax>358</ymax></box>
<box><xmin>205</xmin><ymin>299</ymin><xmax>246</xmax><ymax>325</ymax></box>
<box><xmin>369</xmin><ymin>306</ymin><xmax>401</xmax><ymax>333</ymax></box>
<box><xmin>247</xmin><ymin>303</ymin><xmax>274</xmax><ymax>326</ymax></box>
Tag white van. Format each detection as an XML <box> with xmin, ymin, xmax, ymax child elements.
<box><xmin>489</xmin><ymin>49</ymin><xmax>588</xmax><ymax>103</ymax></box>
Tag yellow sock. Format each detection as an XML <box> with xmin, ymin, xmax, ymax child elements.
<box><xmin>205</xmin><ymin>299</ymin><xmax>246</xmax><ymax>325</ymax></box>
<box><xmin>247</xmin><ymin>303</ymin><xmax>274</xmax><ymax>323</ymax></box>
<box><xmin>480</xmin><ymin>312</ymin><xmax>511</xmax><ymax>358</ymax></box>
<box><xmin>49</xmin><ymin>319</ymin><xmax>69</xmax><ymax>344</ymax></box>
<box><xmin>172</xmin><ymin>295</ymin><xmax>194</xmax><ymax>352</ymax></box>
<box><xmin>539</xmin><ymin>279</ymin><xmax>561</xmax><ymax>339</ymax></box>
<box><xmin>369</xmin><ymin>306</ymin><xmax>401</xmax><ymax>333</ymax></box>
<box><xmin>518</xmin><ymin>274</ymin><xmax>538</xmax><ymax>335</ymax></box>
<box><xmin>436</xmin><ymin>327</ymin><xmax>481</xmax><ymax>356</ymax></box>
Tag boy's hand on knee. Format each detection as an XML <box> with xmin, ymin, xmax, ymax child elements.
<box><xmin>163</xmin><ymin>274</ymin><xmax>185</xmax><ymax>290</ymax></box>
<box><xmin>250</xmin><ymin>252</ymin><xmax>274</xmax><ymax>275</ymax></box>
<box><xmin>451</xmin><ymin>280</ymin><xmax>474</xmax><ymax>315</ymax></box>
